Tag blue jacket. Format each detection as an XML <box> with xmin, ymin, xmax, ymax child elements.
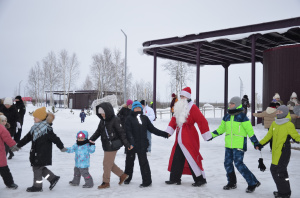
<box><xmin>80</xmin><ymin>112</ymin><xmax>86</xmax><ymax>119</ymax></box>
<box><xmin>66</xmin><ymin>131</ymin><xmax>95</xmax><ymax>168</ymax></box>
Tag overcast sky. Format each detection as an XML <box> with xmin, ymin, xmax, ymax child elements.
<box><xmin>0</xmin><ymin>0</ymin><xmax>299</xmax><ymax>103</ymax></box>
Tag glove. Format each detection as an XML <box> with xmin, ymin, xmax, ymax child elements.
<box><xmin>258</xmin><ymin>158</ymin><xmax>266</xmax><ymax>172</ymax></box>
<box><xmin>207</xmin><ymin>137</ymin><xmax>213</xmax><ymax>141</ymax></box>
<box><xmin>17</xmin><ymin>122</ymin><xmax>21</xmax><ymax>129</ymax></box>
<box><xmin>254</xmin><ymin>143</ymin><xmax>263</xmax><ymax>151</ymax></box>
<box><xmin>10</xmin><ymin>145</ymin><xmax>20</xmax><ymax>152</ymax></box>
<box><xmin>61</xmin><ymin>148</ymin><xmax>68</xmax><ymax>152</ymax></box>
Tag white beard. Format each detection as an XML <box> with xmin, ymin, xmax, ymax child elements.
<box><xmin>174</xmin><ymin>98</ymin><xmax>190</xmax><ymax>128</ymax></box>
<box><xmin>291</xmin><ymin>99</ymin><xmax>299</xmax><ymax>105</ymax></box>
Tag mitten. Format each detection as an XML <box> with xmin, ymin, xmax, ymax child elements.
<box><xmin>10</xmin><ymin>145</ymin><xmax>20</xmax><ymax>152</ymax></box>
<box><xmin>258</xmin><ymin>158</ymin><xmax>266</xmax><ymax>172</ymax></box>
<box><xmin>254</xmin><ymin>143</ymin><xmax>263</xmax><ymax>151</ymax></box>
<box><xmin>61</xmin><ymin>148</ymin><xmax>68</xmax><ymax>152</ymax></box>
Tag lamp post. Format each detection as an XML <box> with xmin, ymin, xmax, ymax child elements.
<box><xmin>239</xmin><ymin>76</ymin><xmax>243</xmax><ymax>98</ymax></box>
<box><xmin>121</xmin><ymin>29</ymin><xmax>127</xmax><ymax>104</ymax></box>
<box><xmin>19</xmin><ymin>80</ymin><xmax>23</xmax><ymax>95</ymax></box>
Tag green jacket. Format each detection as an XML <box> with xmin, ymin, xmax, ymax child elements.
<box><xmin>260</xmin><ymin>113</ymin><xmax>300</xmax><ymax>165</ymax></box>
<box><xmin>212</xmin><ymin>105</ymin><xmax>259</xmax><ymax>151</ymax></box>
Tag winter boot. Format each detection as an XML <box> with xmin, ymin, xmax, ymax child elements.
<box><xmin>223</xmin><ymin>183</ymin><xmax>237</xmax><ymax>190</ymax></box>
<box><xmin>69</xmin><ymin>181</ymin><xmax>79</xmax><ymax>186</ymax></box>
<box><xmin>98</xmin><ymin>182</ymin><xmax>110</xmax><ymax>189</ymax></box>
<box><xmin>165</xmin><ymin>180</ymin><xmax>181</xmax><ymax>185</ymax></box>
<box><xmin>82</xmin><ymin>184</ymin><xmax>93</xmax><ymax>188</ymax></box>
<box><xmin>6</xmin><ymin>183</ymin><xmax>18</xmax><ymax>189</ymax></box>
<box><xmin>49</xmin><ymin>176</ymin><xmax>60</xmax><ymax>190</ymax></box>
<box><xmin>7</xmin><ymin>151</ymin><xmax>14</xmax><ymax>160</ymax></box>
<box><xmin>139</xmin><ymin>183</ymin><xmax>152</xmax><ymax>188</ymax></box>
<box><xmin>192</xmin><ymin>175</ymin><xmax>207</xmax><ymax>187</ymax></box>
<box><xmin>124</xmin><ymin>175</ymin><xmax>132</xmax><ymax>184</ymax></box>
<box><xmin>119</xmin><ymin>173</ymin><xmax>129</xmax><ymax>185</ymax></box>
<box><xmin>26</xmin><ymin>186</ymin><xmax>43</xmax><ymax>192</ymax></box>
<box><xmin>246</xmin><ymin>181</ymin><xmax>261</xmax><ymax>193</ymax></box>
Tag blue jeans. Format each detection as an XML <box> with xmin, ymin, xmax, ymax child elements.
<box><xmin>224</xmin><ymin>148</ymin><xmax>258</xmax><ymax>186</ymax></box>
<box><xmin>147</xmin><ymin>131</ymin><xmax>151</xmax><ymax>152</ymax></box>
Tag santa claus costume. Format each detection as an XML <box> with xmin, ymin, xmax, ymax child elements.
<box><xmin>165</xmin><ymin>87</ymin><xmax>212</xmax><ymax>186</ymax></box>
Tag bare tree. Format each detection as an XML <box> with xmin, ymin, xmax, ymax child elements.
<box><xmin>58</xmin><ymin>49</ymin><xmax>68</xmax><ymax>108</ymax></box>
<box><xmin>66</xmin><ymin>53</ymin><xmax>80</xmax><ymax>105</ymax></box>
<box><xmin>82</xmin><ymin>75</ymin><xmax>93</xmax><ymax>90</ymax></box>
<box><xmin>162</xmin><ymin>61</ymin><xmax>193</xmax><ymax>95</ymax></box>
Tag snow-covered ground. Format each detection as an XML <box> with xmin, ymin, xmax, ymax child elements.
<box><xmin>2</xmin><ymin>104</ymin><xmax>300</xmax><ymax>198</ymax></box>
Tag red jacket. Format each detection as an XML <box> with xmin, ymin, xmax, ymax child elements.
<box><xmin>0</xmin><ymin>124</ymin><xmax>16</xmax><ymax>167</ymax></box>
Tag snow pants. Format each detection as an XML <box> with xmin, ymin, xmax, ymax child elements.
<box><xmin>32</xmin><ymin>166</ymin><xmax>56</xmax><ymax>188</ymax></box>
<box><xmin>0</xmin><ymin>166</ymin><xmax>14</xmax><ymax>187</ymax></box>
<box><xmin>124</xmin><ymin>149</ymin><xmax>152</xmax><ymax>185</ymax></box>
<box><xmin>270</xmin><ymin>142</ymin><xmax>291</xmax><ymax>196</ymax></box>
<box><xmin>224</xmin><ymin>148</ymin><xmax>258</xmax><ymax>186</ymax></box>
<box><xmin>71</xmin><ymin>167</ymin><xmax>93</xmax><ymax>187</ymax></box>
<box><xmin>169</xmin><ymin>144</ymin><xmax>204</xmax><ymax>183</ymax></box>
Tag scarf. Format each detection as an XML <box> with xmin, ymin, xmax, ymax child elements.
<box><xmin>76</xmin><ymin>139</ymin><xmax>90</xmax><ymax>146</ymax></box>
<box><xmin>30</xmin><ymin>120</ymin><xmax>49</xmax><ymax>141</ymax></box>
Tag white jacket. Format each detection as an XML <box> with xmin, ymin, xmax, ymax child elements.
<box><xmin>143</xmin><ymin>105</ymin><xmax>155</xmax><ymax>123</ymax></box>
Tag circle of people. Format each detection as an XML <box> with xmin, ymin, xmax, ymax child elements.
<box><xmin>1</xmin><ymin>90</ymin><xmax>299</xmax><ymax>198</ymax></box>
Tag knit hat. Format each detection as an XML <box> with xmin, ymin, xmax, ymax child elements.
<box><xmin>273</xmin><ymin>93</ymin><xmax>280</xmax><ymax>99</ymax></box>
<box><xmin>180</xmin><ymin>87</ymin><xmax>191</xmax><ymax>99</ymax></box>
<box><xmin>126</xmin><ymin>99</ymin><xmax>133</xmax><ymax>106</ymax></box>
<box><xmin>98</xmin><ymin>107</ymin><xmax>105</xmax><ymax>114</ymax></box>
<box><xmin>291</xmin><ymin>92</ymin><xmax>297</xmax><ymax>99</ymax></box>
<box><xmin>229</xmin><ymin>96</ymin><xmax>242</xmax><ymax>109</ymax></box>
<box><xmin>15</xmin><ymin>95</ymin><xmax>22</xmax><ymax>100</ymax></box>
<box><xmin>0</xmin><ymin>114</ymin><xmax>7</xmax><ymax>121</ymax></box>
<box><xmin>277</xmin><ymin>105</ymin><xmax>289</xmax><ymax>119</ymax></box>
<box><xmin>77</xmin><ymin>131</ymin><xmax>86</xmax><ymax>139</ymax></box>
<box><xmin>269</xmin><ymin>102</ymin><xmax>277</xmax><ymax>108</ymax></box>
<box><xmin>172</xmin><ymin>93</ymin><xmax>176</xmax><ymax>97</ymax></box>
<box><xmin>140</xmin><ymin>100</ymin><xmax>146</xmax><ymax>106</ymax></box>
<box><xmin>33</xmin><ymin>107</ymin><xmax>47</xmax><ymax>120</ymax></box>
<box><xmin>132</xmin><ymin>101</ymin><xmax>143</xmax><ymax>111</ymax></box>
<box><xmin>3</xmin><ymin>97</ymin><xmax>13</xmax><ymax>105</ymax></box>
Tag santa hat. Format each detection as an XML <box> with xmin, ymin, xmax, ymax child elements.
<box><xmin>273</xmin><ymin>93</ymin><xmax>280</xmax><ymax>99</ymax></box>
<box><xmin>291</xmin><ymin>92</ymin><xmax>297</xmax><ymax>98</ymax></box>
<box><xmin>180</xmin><ymin>87</ymin><xmax>191</xmax><ymax>99</ymax></box>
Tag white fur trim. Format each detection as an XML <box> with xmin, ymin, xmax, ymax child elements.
<box><xmin>180</xmin><ymin>90</ymin><xmax>191</xmax><ymax>99</ymax></box>
<box><xmin>201</xmin><ymin>131</ymin><xmax>212</xmax><ymax>141</ymax></box>
<box><xmin>166</xmin><ymin>126</ymin><xmax>175</xmax><ymax>135</ymax></box>
<box><xmin>291</xmin><ymin>92</ymin><xmax>297</xmax><ymax>98</ymax></box>
<box><xmin>273</xmin><ymin>93</ymin><xmax>280</xmax><ymax>99</ymax></box>
<box><xmin>178</xmin><ymin>127</ymin><xmax>203</xmax><ymax>177</ymax></box>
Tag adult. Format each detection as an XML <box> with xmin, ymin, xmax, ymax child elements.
<box><xmin>140</xmin><ymin>100</ymin><xmax>155</xmax><ymax>155</ymax></box>
<box><xmin>165</xmin><ymin>87</ymin><xmax>211</xmax><ymax>187</ymax></box>
<box><xmin>170</xmin><ymin>93</ymin><xmax>178</xmax><ymax>116</ymax></box>
<box><xmin>0</xmin><ymin>97</ymin><xmax>20</xmax><ymax>159</ymax></box>
<box><xmin>272</xmin><ymin>93</ymin><xmax>284</xmax><ymax>105</ymax></box>
<box><xmin>117</xmin><ymin>99</ymin><xmax>133</xmax><ymax>154</ymax></box>
<box><xmin>14</xmin><ymin>96</ymin><xmax>26</xmax><ymax>143</ymax></box>
<box><xmin>89</xmin><ymin>102</ymin><xmax>131</xmax><ymax>189</ymax></box>
<box><xmin>241</xmin><ymin>95</ymin><xmax>250</xmax><ymax>115</ymax></box>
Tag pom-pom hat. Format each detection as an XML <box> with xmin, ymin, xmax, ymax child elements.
<box><xmin>180</xmin><ymin>87</ymin><xmax>191</xmax><ymax>99</ymax></box>
<box><xmin>33</xmin><ymin>107</ymin><xmax>47</xmax><ymax>120</ymax></box>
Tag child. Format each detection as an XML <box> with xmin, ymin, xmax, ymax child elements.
<box><xmin>0</xmin><ymin>115</ymin><xmax>19</xmax><ymax>189</ymax></box>
<box><xmin>64</xmin><ymin>130</ymin><xmax>95</xmax><ymax>188</ymax></box>
<box><xmin>123</xmin><ymin>101</ymin><xmax>169</xmax><ymax>188</ymax></box>
<box><xmin>14</xmin><ymin>107</ymin><xmax>65</xmax><ymax>192</ymax></box>
<box><xmin>208</xmin><ymin>96</ymin><xmax>261</xmax><ymax>193</ymax></box>
<box><xmin>258</xmin><ymin>105</ymin><xmax>300</xmax><ymax>198</ymax></box>
<box><xmin>80</xmin><ymin>110</ymin><xmax>86</xmax><ymax>123</ymax></box>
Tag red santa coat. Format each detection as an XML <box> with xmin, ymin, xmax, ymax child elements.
<box><xmin>166</xmin><ymin>101</ymin><xmax>211</xmax><ymax>177</ymax></box>
<box><xmin>0</xmin><ymin>124</ymin><xmax>16</xmax><ymax>167</ymax></box>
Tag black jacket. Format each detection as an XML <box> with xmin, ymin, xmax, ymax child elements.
<box><xmin>0</xmin><ymin>104</ymin><xmax>20</xmax><ymax>136</ymax></box>
<box><xmin>117</xmin><ymin>106</ymin><xmax>131</xmax><ymax>126</ymax></box>
<box><xmin>90</xmin><ymin>102</ymin><xmax>130</xmax><ymax>151</ymax></box>
<box><xmin>17</xmin><ymin>120</ymin><xmax>64</xmax><ymax>167</ymax></box>
<box><xmin>15</xmin><ymin>100</ymin><xmax>26</xmax><ymax>125</ymax></box>
<box><xmin>124</xmin><ymin>111</ymin><xmax>168</xmax><ymax>153</ymax></box>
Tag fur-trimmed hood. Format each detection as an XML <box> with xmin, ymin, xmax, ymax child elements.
<box><xmin>46</xmin><ymin>112</ymin><xmax>55</xmax><ymax>124</ymax></box>
<box><xmin>266</xmin><ymin>107</ymin><xmax>277</xmax><ymax>114</ymax></box>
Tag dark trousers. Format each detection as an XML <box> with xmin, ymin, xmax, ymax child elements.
<box><xmin>270</xmin><ymin>142</ymin><xmax>291</xmax><ymax>196</ymax></box>
<box><xmin>81</xmin><ymin>118</ymin><xmax>85</xmax><ymax>123</ymax></box>
<box><xmin>14</xmin><ymin>128</ymin><xmax>23</xmax><ymax>143</ymax></box>
<box><xmin>169</xmin><ymin>144</ymin><xmax>202</xmax><ymax>182</ymax></box>
<box><xmin>124</xmin><ymin>149</ymin><xmax>152</xmax><ymax>185</ymax></box>
<box><xmin>32</xmin><ymin>166</ymin><xmax>56</xmax><ymax>188</ymax></box>
<box><xmin>5</xmin><ymin>143</ymin><xmax>14</xmax><ymax>157</ymax></box>
<box><xmin>0</xmin><ymin>166</ymin><xmax>14</xmax><ymax>186</ymax></box>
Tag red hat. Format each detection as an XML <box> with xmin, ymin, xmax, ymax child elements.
<box><xmin>172</xmin><ymin>93</ymin><xmax>176</xmax><ymax>97</ymax></box>
<box><xmin>77</xmin><ymin>132</ymin><xmax>86</xmax><ymax>139</ymax></box>
<box><xmin>180</xmin><ymin>87</ymin><xmax>191</xmax><ymax>99</ymax></box>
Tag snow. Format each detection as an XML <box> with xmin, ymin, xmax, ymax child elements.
<box><xmin>2</xmin><ymin>104</ymin><xmax>300</xmax><ymax>198</ymax></box>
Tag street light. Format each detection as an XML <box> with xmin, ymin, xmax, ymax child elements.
<box><xmin>239</xmin><ymin>76</ymin><xmax>243</xmax><ymax>98</ymax></box>
<box><xmin>121</xmin><ymin>29</ymin><xmax>127</xmax><ymax>104</ymax></box>
<box><xmin>19</xmin><ymin>80</ymin><xmax>23</xmax><ymax>95</ymax></box>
